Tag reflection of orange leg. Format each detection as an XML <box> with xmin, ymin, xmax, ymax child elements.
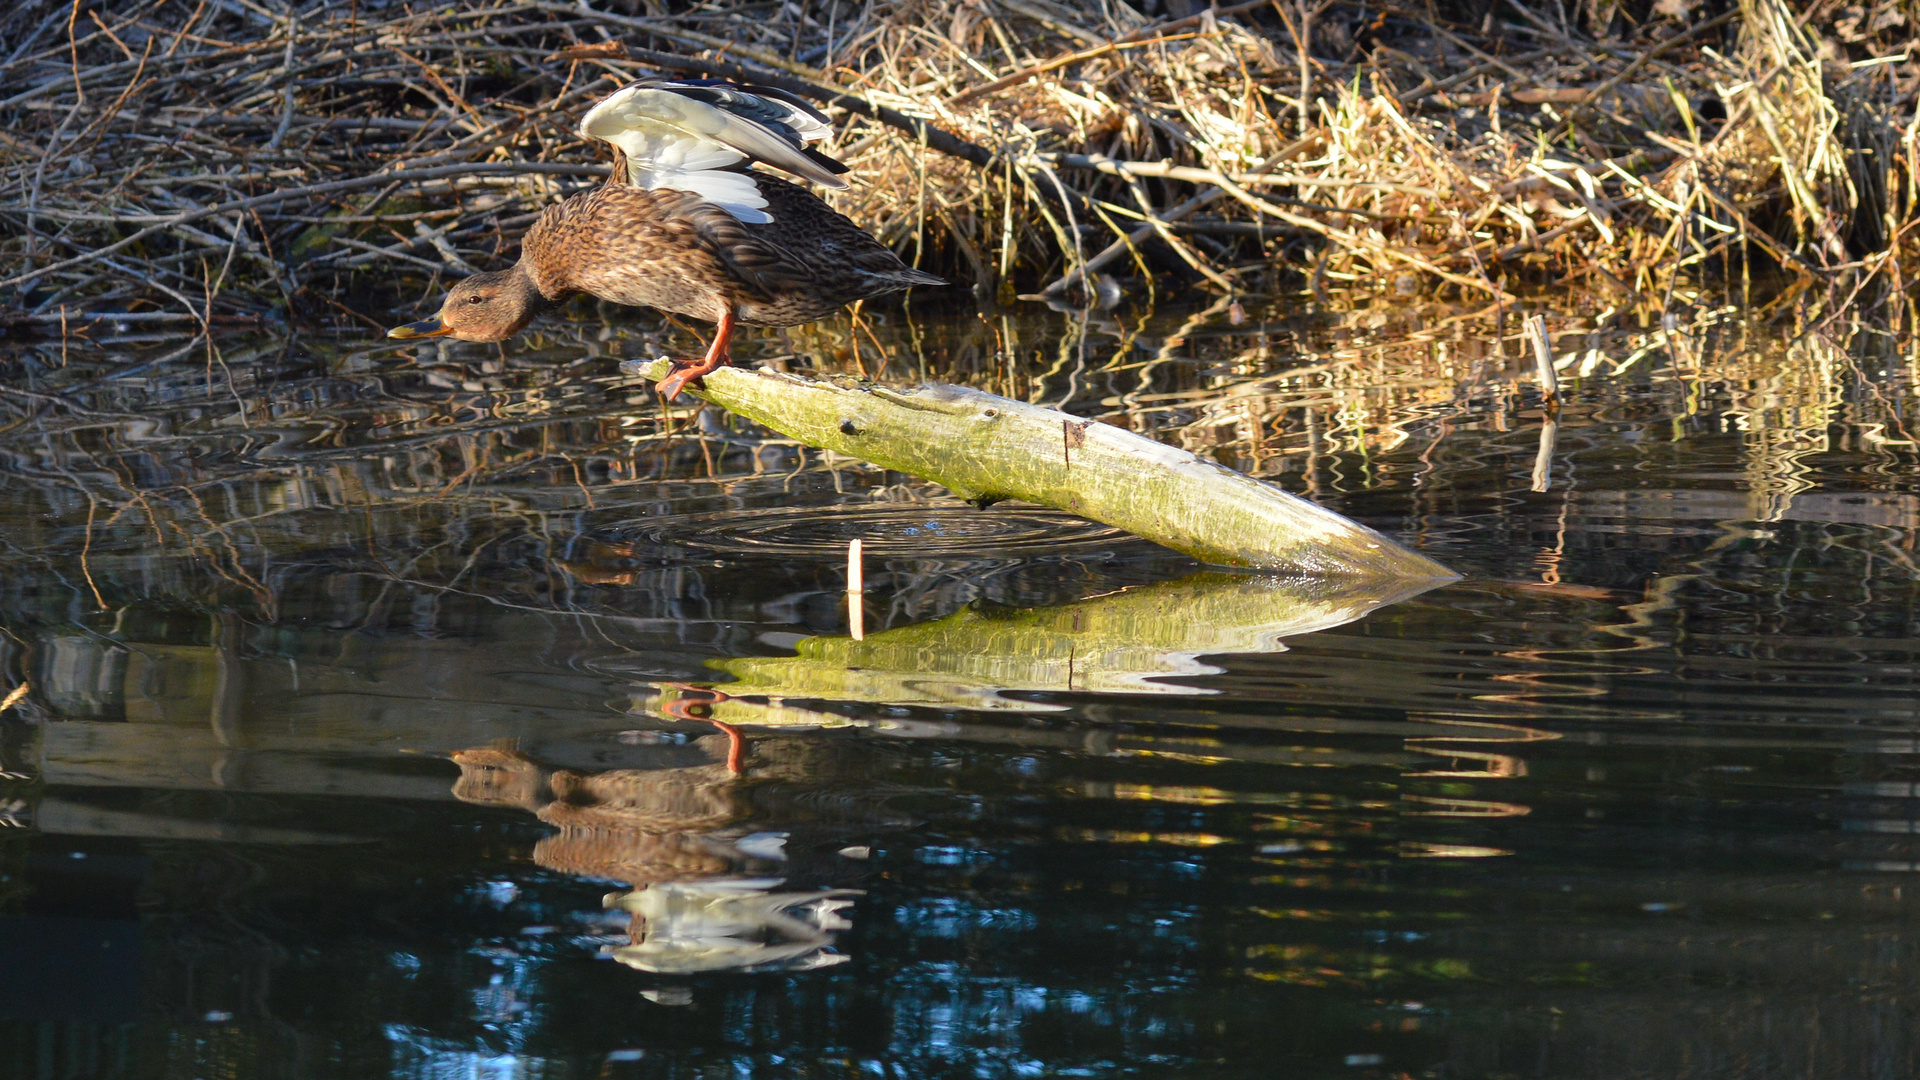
<box><xmin>709</xmin><ymin>719</ymin><xmax>745</xmax><ymax>775</ymax></box>
<box><xmin>656</xmin><ymin>307</ymin><xmax>738</xmax><ymax>401</ymax></box>
<box><xmin>655</xmin><ymin>683</ymin><xmax>745</xmax><ymax>774</ymax></box>
<box><xmin>657</xmin><ymin>681</ymin><xmax>729</xmax><ymax>720</ymax></box>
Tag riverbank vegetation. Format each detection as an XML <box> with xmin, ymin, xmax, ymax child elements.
<box><xmin>0</xmin><ymin>0</ymin><xmax>1916</xmax><ymax>329</ymax></box>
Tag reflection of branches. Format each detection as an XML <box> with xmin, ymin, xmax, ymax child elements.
<box><xmin>4</xmin><ymin>284</ymin><xmax>1920</xmax><ymax>649</ymax></box>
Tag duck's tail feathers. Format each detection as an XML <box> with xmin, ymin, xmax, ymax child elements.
<box><xmin>876</xmin><ymin>268</ymin><xmax>949</xmax><ymax>289</ymax></box>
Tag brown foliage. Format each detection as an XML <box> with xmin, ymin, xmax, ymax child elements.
<box><xmin>0</xmin><ymin>0</ymin><xmax>1915</xmax><ymax>327</ymax></box>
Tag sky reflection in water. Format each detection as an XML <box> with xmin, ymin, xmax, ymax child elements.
<box><xmin>1</xmin><ymin>294</ymin><xmax>1919</xmax><ymax>1078</ymax></box>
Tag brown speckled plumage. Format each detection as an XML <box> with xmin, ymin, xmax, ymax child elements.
<box><xmin>524</xmin><ymin>173</ymin><xmax>942</xmax><ymax>327</ymax></box>
<box><xmin>386</xmin><ymin>78</ymin><xmax>945</xmax><ymax>399</ymax></box>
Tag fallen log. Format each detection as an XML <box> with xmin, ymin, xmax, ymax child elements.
<box><xmin>621</xmin><ymin>360</ymin><xmax>1456</xmax><ymax>579</ymax></box>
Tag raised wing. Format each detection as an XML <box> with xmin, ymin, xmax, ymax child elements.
<box><xmin>579</xmin><ymin>78</ymin><xmax>850</xmax><ymax>224</ymax></box>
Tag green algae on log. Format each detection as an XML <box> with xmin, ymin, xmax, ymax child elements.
<box><xmin>622</xmin><ymin>360</ymin><xmax>1454</xmax><ymax>578</ymax></box>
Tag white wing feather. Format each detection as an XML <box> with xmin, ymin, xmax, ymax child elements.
<box><xmin>580</xmin><ymin>85</ymin><xmax>847</xmax><ymax>224</ymax></box>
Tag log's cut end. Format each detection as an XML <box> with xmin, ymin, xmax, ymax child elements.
<box><xmin>623</xmin><ymin>359</ymin><xmax>1458</xmax><ymax>581</ymax></box>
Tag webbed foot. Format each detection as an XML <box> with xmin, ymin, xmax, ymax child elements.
<box><xmin>656</xmin><ymin>358</ymin><xmax>716</xmax><ymax>402</ymax></box>
<box><xmin>655</xmin><ymin>307</ymin><xmax>739</xmax><ymax>401</ymax></box>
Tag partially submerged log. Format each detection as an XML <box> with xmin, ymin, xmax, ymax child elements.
<box><xmin>622</xmin><ymin>360</ymin><xmax>1455</xmax><ymax>578</ymax></box>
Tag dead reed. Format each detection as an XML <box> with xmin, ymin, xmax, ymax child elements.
<box><xmin>1</xmin><ymin>0</ymin><xmax>1916</xmax><ymax>328</ymax></box>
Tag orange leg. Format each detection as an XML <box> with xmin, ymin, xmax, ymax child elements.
<box><xmin>656</xmin><ymin>307</ymin><xmax>738</xmax><ymax>401</ymax></box>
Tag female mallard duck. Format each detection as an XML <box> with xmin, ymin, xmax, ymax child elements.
<box><xmin>387</xmin><ymin>78</ymin><xmax>945</xmax><ymax>399</ymax></box>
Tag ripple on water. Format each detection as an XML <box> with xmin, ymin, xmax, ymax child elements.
<box><xmin>605</xmin><ymin>504</ymin><xmax>1127</xmax><ymax>559</ymax></box>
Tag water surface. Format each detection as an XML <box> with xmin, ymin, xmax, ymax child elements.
<box><xmin>1</xmin><ymin>294</ymin><xmax>1917</xmax><ymax>1078</ymax></box>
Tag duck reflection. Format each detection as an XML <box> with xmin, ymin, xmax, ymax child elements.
<box><xmin>449</xmin><ymin>740</ymin><xmax>859</xmax><ymax>975</ymax></box>
<box><xmin>607</xmin><ymin>879</ymin><xmax>857</xmax><ymax>974</ymax></box>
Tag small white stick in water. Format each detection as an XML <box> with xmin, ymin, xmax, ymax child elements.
<box><xmin>847</xmin><ymin>538</ymin><xmax>864</xmax><ymax>641</ymax></box>
<box><xmin>1527</xmin><ymin>314</ymin><xmax>1559</xmax><ymax>408</ymax></box>
<box><xmin>1531</xmin><ymin>416</ymin><xmax>1558</xmax><ymax>493</ymax></box>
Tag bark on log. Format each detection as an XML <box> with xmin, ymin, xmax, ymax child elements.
<box><xmin>622</xmin><ymin>360</ymin><xmax>1456</xmax><ymax>579</ymax></box>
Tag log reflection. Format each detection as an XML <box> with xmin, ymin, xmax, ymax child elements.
<box><xmin>639</xmin><ymin>570</ymin><xmax>1448</xmax><ymax>722</ymax></box>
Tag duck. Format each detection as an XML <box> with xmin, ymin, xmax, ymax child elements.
<box><xmin>386</xmin><ymin>78</ymin><xmax>946</xmax><ymax>399</ymax></box>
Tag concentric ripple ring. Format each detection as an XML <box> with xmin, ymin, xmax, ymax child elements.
<box><xmin>608</xmin><ymin>505</ymin><xmax>1126</xmax><ymax>559</ymax></box>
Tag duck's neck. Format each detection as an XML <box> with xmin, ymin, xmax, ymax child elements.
<box><xmin>519</xmin><ymin>198</ymin><xmax>586</xmax><ymax>302</ymax></box>
<box><xmin>502</xmin><ymin>260</ymin><xmax>561</xmax><ymax>309</ymax></box>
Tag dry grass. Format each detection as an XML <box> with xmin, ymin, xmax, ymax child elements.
<box><xmin>0</xmin><ymin>0</ymin><xmax>1916</xmax><ymax>329</ymax></box>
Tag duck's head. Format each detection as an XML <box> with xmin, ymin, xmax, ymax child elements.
<box><xmin>387</xmin><ymin>267</ymin><xmax>544</xmax><ymax>343</ymax></box>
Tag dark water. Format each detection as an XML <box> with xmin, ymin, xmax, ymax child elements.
<box><xmin>2</xmin><ymin>295</ymin><xmax>1918</xmax><ymax>1078</ymax></box>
